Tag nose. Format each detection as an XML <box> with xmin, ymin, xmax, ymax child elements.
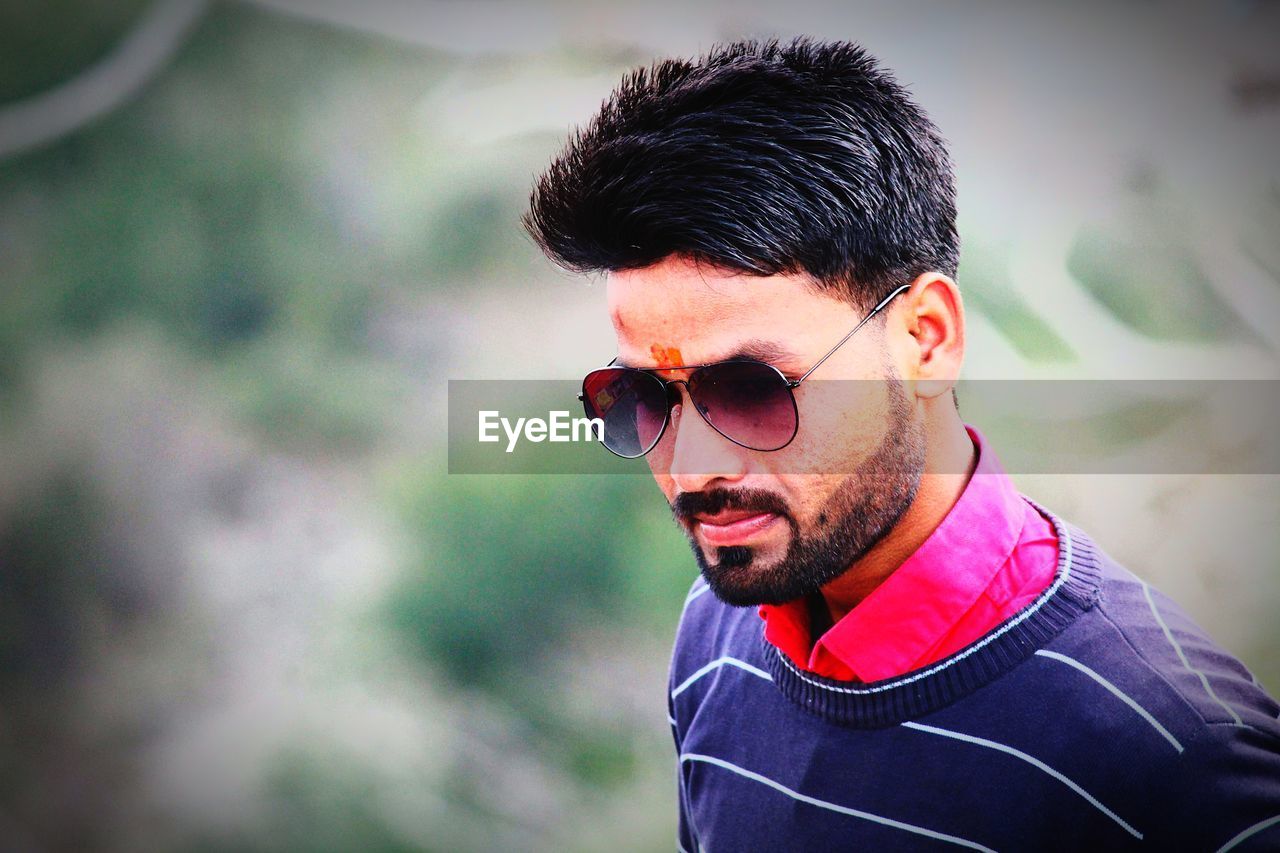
<box><xmin>662</xmin><ymin>384</ymin><xmax>749</xmax><ymax>492</ymax></box>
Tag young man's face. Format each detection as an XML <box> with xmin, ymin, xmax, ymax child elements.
<box><xmin>607</xmin><ymin>255</ymin><xmax>928</xmax><ymax>607</ymax></box>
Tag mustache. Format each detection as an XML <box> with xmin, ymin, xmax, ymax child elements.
<box><xmin>671</xmin><ymin>487</ymin><xmax>792</xmax><ymax>522</ymax></box>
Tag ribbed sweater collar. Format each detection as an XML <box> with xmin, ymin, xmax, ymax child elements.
<box><xmin>760</xmin><ymin>504</ymin><xmax>1103</xmax><ymax>728</ymax></box>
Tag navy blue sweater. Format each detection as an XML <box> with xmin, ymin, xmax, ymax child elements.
<box><xmin>667</xmin><ymin>503</ymin><xmax>1280</xmax><ymax>851</ymax></box>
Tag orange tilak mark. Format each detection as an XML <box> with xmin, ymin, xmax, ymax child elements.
<box><xmin>650</xmin><ymin>344</ymin><xmax>683</xmax><ymax>369</ymax></box>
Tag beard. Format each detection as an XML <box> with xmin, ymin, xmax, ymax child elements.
<box><xmin>671</xmin><ymin>379</ymin><xmax>925</xmax><ymax>607</ymax></box>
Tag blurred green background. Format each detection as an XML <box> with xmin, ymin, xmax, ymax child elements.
<box><xmin>1</xmin><ymin>1</ymin><xmax>1277</xmax><ymax>850</ymax></box>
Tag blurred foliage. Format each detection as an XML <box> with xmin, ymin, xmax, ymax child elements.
<box><xmin>251</xmin><ymin>749</ymin><xmax>430</xmax><ymax>853</ymax></box>
<box><xmin>387</xmin><ymin>471</ymin><xmax>691</xmax><ymax>689</ymax></box>
<box><xmin>0</xmin><ymin>1</ymin><xmax>537</xmax><ymax>442</ymax></box>
<box><xmin>383</xmin><ymin>468</ymin><xmax>692</xmax><ymax>805</ymax></box>
<box><xmin>957</xmin><ymin>229</ymin><xmax>1076</xmax><ymax>362</ymax></box>
<box><xmin>1066</xmin><ymin>178</ymin><xmax>1256</xmax><ymax>344</ymax></box>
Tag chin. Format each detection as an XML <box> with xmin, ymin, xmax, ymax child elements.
<box><xmin>698</xmin><ymin>547</ymin><xmax>809</xmax><ymax>607</ymax></box>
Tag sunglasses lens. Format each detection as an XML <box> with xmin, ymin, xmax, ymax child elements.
<box><xmin>581</xmin><ymin>368</ymin><xmax>669</xmax><ymax>457</ymax></box>
<box><xmin>689</xmin><ymin>361</ymin><xmax>798</xmax><ymax>451</ymax></box>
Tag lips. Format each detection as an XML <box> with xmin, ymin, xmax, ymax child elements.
<box><xmin>693</xmin><ymin>510</ymin><xmax>781</xmax><ymax>547</ymax></box>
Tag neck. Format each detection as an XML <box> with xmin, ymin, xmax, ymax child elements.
<box><xmin>818</xmin><ymin>407</ymin><xmax>977</xmax><ymax>624</ymax></box>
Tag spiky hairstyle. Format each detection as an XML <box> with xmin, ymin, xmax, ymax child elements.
<box><xmin>523</xmin><ymin>36</ymin><xmax>959</xmax><ymax>308</ymax></box>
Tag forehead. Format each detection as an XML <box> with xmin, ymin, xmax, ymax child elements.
<box><xmin>606</xmin><ymin>255</ymin><xmax>858</xmax><ymax>367</ymax></box>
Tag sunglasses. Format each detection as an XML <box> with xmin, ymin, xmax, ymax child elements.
<box><xmin>578</xmin><ymin>283</ymin><xmax>910</xmax><ymax>458</ymax></box>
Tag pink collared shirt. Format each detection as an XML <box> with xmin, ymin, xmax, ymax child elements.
<box><xmin>758</xmin><ymin>425</ymin><xmax>1058</xmax><ymax>683</ymax></box>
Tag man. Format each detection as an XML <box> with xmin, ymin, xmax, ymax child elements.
<box><xmin>523</xmin><ymin>37</ymin><xmax>1280</xmax><ymax>850</ymax></box>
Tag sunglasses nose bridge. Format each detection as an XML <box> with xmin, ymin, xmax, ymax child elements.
<box><xmin>668</xmin><ymin>377</ymin><xmax>708</xmax><ymax>417</ymax></box>
<box><xmin>662</xmin><ymin>376</ymin><xmax>724</xmax><ymax>442</ymax></box>
<box><xmin>662</xmin><ymin>377</ymin><xmax>691</xmax><ymax>407</ymax></box>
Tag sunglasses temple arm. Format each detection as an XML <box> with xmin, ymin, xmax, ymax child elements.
<box><xmin>794</xmin><ymin>283</ymin><xmax>912</xmax><ymax>385</ymax></box>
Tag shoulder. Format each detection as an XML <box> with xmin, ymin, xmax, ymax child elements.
<box><xmin>1024</xmin><ymin>511</ymin><xmax>1278</xmax><ymax>736</ymax></box>
<box><xmin>1037</xmin><ymin>521</ymin><xmax>1280</xmax><ymax>849</ymax></box>
<box><xmin>1086</xmin><ymin>534</ymin><xmax>1280</xmax><ymax>734</ymax></box>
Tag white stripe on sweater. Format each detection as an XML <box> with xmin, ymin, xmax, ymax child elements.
<box><xmin>1141</xmin><ymin>580</ymin><xmax>1243</xmax><ymax>726</ymax></box>
<box><xmin>1035</xmin><ymin>649</ymin><xmax>1183</xmax><ymax>752</ymax></box>
<box><xmin>683</xmin><ymin>582</ymin><xmax>709</xmax><ymax>606</ymax></box>
<box><xmin>671</xmin><ymin>656</ymin><xmax>772</xmax><ymax>699</ymax></box>
<box><xmin>680</xmin><ymin>753</ymin><xmax>997</xmax><ymax>852</ymax></box>
<box><xmin>902</xmin><ymin>721</ymin><xmax>1142</xmax><ymax>839</ymax></box>
<box><xmin>1214</xmin><ymin>814</ymin><xmax>1280</xmax><ymax>853</ymax></box>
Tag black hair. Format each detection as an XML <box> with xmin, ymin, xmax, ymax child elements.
<box><xmin>523</xmin><ymin>36</ymin><xmax>959</xmax><ymax>309</ymax></box>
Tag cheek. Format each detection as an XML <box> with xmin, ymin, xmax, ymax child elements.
<box><xmin>785</xmin><ymin>381</ymin><xmax>886</xmax><ymax>474</ymax></box>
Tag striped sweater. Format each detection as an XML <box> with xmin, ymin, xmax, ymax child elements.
<box><xmin>667</xmin><ymin>502</ymin><xmax>1280</xmax><ymax>851</ymax></box>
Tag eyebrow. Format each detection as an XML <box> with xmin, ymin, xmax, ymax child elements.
<box><xmin>614</xmin><ymin>339</ymin><xmax>799</xmax><ymax>370</ymax></box>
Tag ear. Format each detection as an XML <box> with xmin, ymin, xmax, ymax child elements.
<box><xmin>899</xmin><ymin>272</ymin><xmax>964</xmax><ymax>400</ymax></box>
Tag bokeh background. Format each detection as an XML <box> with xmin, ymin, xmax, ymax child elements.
<box><xmin>1</xmin><ymin>1</ymin><xmax>1278</xmax><ymax>850</ymax></box>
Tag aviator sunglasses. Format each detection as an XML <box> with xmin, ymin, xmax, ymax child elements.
<box><xmin>579</xmin><ymin>283</ymin><xmax>910</xmax><ymax>458</ymax></box>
